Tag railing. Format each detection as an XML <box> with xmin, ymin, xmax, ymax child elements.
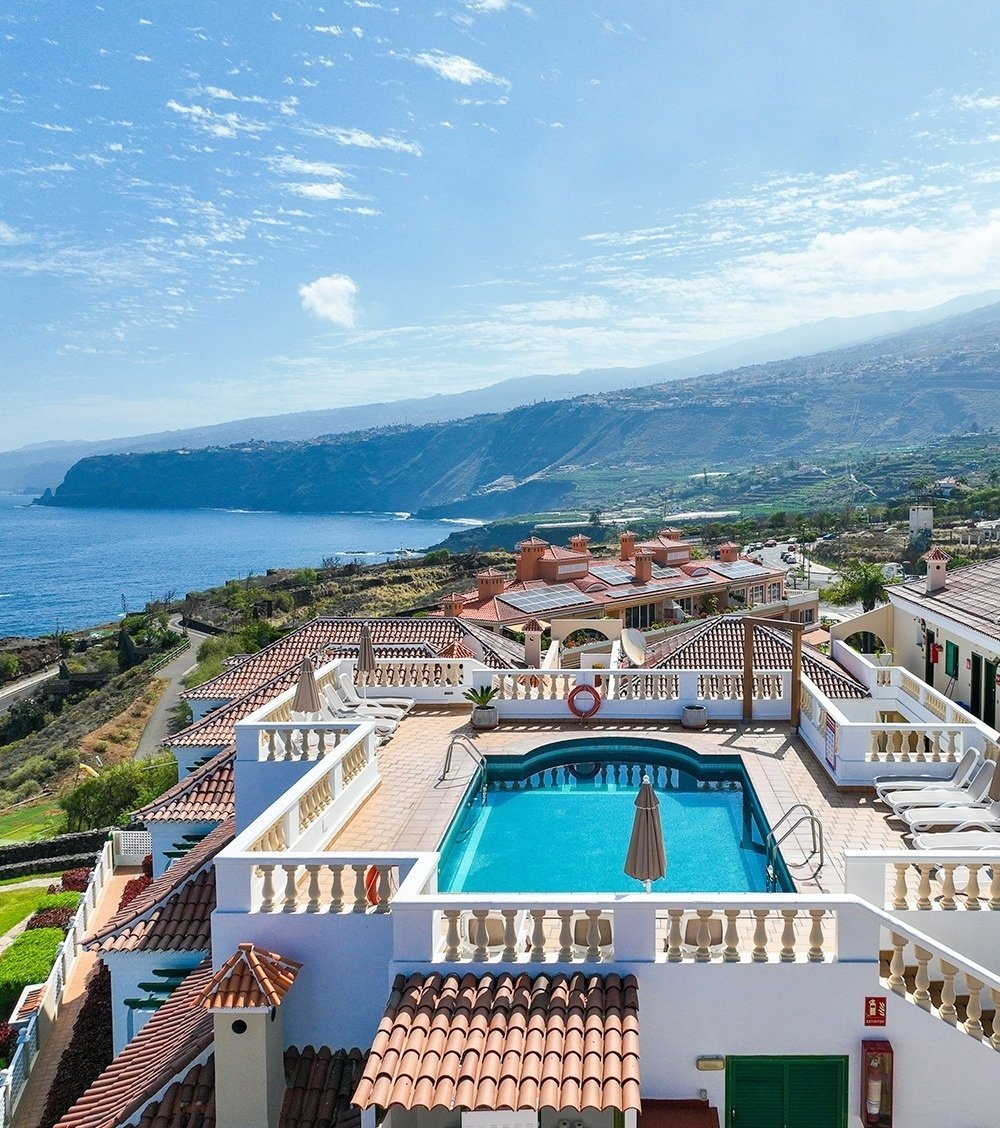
<box><xmin>0</xmin><ymin>838</ymin><xmax>117</xmax><ymax>1123</ymax></box>
<box><xmin>845</xmin><ymin>851</ymin><xmax>1000</xmax><ymax>913</ymax></box>
<box><xmin>866</xmin><ymin>725</ymin><xmax>974</xmax><ymax>763</ymax></box>
<box><xmin>111</xmin><ymin>828</ymin><xmax>153</xmax><ymax>867</ymax></box>
<box><xmin>147</xmin><ymin>636</ymin><xmax>191</xmax><ymax>673</ymax></box>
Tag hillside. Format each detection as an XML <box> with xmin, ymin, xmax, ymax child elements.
<box><xmin>6</xmin><ymin>292</ymin><xmax>997</xmax><ymax>493</ymax></box>
<box><xmin>39</xmin><ymin>302</ymin><xmax>1000</xmax><ymax>517</ymax></box>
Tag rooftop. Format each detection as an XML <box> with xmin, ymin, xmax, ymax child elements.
<box><xmin>889</xmin><ymin>555</ymin><xmax>1000</xmax><ymax>643</ymax></box>
<box><xmin>354</xmin><ymin>971</ymin><xmax>640</xmax><ymax>1113</ymax></box>
<box><xmin>196</xmin><ymin>943</ymin><xmax>302</xmax><ymax>1011</ymax></box>
<box><xmin>134</xmin><ymin>749</ymin><xmax>235</xmax><ymax>824</ymax></box>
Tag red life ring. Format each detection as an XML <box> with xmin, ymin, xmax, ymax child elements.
<box><xmin>364</xmin><ymin>866</ymin><xmax>381</xmax><ymax>907</ymax></box>
<box><xmin>568</xmin><ymin>684</ymin><xmax>601</xmax><ymax>719</ymax></box>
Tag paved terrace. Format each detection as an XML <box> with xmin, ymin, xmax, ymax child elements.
<box><xmin>328</xmin><ymin>708</ymin><xmax>912</xmax><ymax>894</ymax></box>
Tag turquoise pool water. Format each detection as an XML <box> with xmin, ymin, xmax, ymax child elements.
<box><xmin>437</xmin><ymin>737</ymin><xmax>791</xmax><ymax>894</ymax></box>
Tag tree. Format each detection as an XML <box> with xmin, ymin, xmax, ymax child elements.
<box><xmin>588</xmin><ymin>507</ymin><xmax>603</xmax><ymax>526</ymax></box>
<box><xmin>824</xmin><ymin>560</ymin><xmax>896</xmax><ymax>613</ymax></box>
<box><xmin>61</xmin><ymin>755</ymin><xmax>178</xmax><ymax>832</ymax></box>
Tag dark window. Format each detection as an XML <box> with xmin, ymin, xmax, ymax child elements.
<box><xmin>945</xmin><ymin>640</ymin><xmax>959</xmax><ymax>679</ymax></box>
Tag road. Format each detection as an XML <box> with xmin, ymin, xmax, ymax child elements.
<box><xmin>750</xmin><ymin>541</ymin><xmax>864</xmax><ymax>620</ymax></box>
<box><xmin>0</xmin><ymin>663</ymin><xmax>59</xmax><ymax>715</ymax></box>
<box><xmin>135</xmin><ymin>621</ymin><xmax>209</xmax><ymax>760</ymax></box>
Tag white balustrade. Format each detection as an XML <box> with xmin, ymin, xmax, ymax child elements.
<box><xmin>845</xmin><ymin>850</ymin><xmax>1000</xmax><ymax>913</ymax></box>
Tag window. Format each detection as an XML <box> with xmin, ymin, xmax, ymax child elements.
<box><xmin>625</xmin><ymin>603</ymin><xmax>656</xmax><ymax>629</ymax></box>
<box><xmin>750</xmin><ymin>585</ymin><xmax>765</xmax><ymax>604</ymax></box>
<box><xmin>767</xmin><ymin>582</ymin><xmax>782</xmax><ymax>601</ymax></box>
<box><xmin>945</xmin><ymin>640</ymin><xmax>959</xmax><ymax>679</ymax></box>
<box><xmin>802</xmin><ymin>609</ymin><xmax>815</xmax><ymax>624</ymax></box>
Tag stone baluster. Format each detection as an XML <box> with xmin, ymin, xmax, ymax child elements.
<box><xmin>557</xmin><ymin>910</ymin><xmax>574</xmax><ymax>961</ymax></box>
<box><xmin>281</xmin><ymin>864</ymin><xmax>298</xmax><ymax>913</ymax></box>
<box><xmin>443</xmin><ymin>910</ymin><xmax>461</xmax><ymax>960</ymax></box>
<box><xmin>887</xmin><ymin>933</ymin><xmax>907</xmax><ymax>993</ymax></box>
<box><xmin>990</xmin><ymin>991</ymin><xmax>1000</xmax><ymax>1051</ymax></box>
<box><xmin>584</xmin><ymin>910</ymin><xmax>604</xmax><ymax>961</ymax></box>
<box><xmin>964</xmin><ymin>975</ymin><xmax>984</xmax><ymax>1038</ymax></box>
<box><xmin>352</xmin><ymin>866</ymin><xmax>368</xmax><ymax>912</ymax></box>
<box><xmin>990</xmin><ymin>866</ymin><xmax>1000</xmax><ymax>910</ymax></box>
<box><xmin>472</xmin><ymin>910</ymin><xmax>490</xmax><ymax>961</ymax></box>
<box><xmin>915</xmin><ymin>865</ymin><xmax>934</xmax><ymax>910</ymax></box>
<box><xmin>376</xmin><ymin>866</ymin><xmax>393</xmax><ymax>914</ymax></box>
<box><xmin>305</xmin><ymin>865</ymin><xmax>322</xmax><ymax>913</ymax></box>
<box><xmin>501</xmin><ymin>910</ymin><xmax>519</xmax><ymax>961</ymax></box>
<box><xmin>529</xmin><ymin>910</ymin><xmax>547</xmax><ymax>961</ymax></box>
<box><xmin>331</xmin><ymin>866</ymin><xmax>344</xmax><ymax>911</ymax></box>
<box><xmin>779</xmin><ymin>910</ymin><xmax>797</xmax><ymax>962</ymax></box>
<box><xmin>939</xmin><ymin>864</ymin><xmax>957</xmax><ymax>910</ymax></box>
<box><xmin>694</xmin><ymin>909</ymin><xmax>714</xmax><ymax>963</ymax></box>
<box><xmin>664</xmin><ymin>910</ymin><xmax>683</xmax><ymax>962</ymax></box>
<box><xmin>723</xmin><ymin>910</ymin><xmax>741</xmax><ymax>963</ymax></box>
<box><xmin>751</xmin><ymin>909</ymin><xmax>769</xmax><ymax>963</ymax></box>
<box><xmin>258</xmin><ymin>864</ymin><xmax>276</xmax><ymax>913</ymax></box>
<box><xmin>938</xmin><ymin>961</ymin><xmax>959</xmax><ymax>1025</ymax></box>
<box><xmin>912</xmin><ymin>947</ymin><xmax>932</xmax><ymax>1009</ymax></box>
<box><xmin>966</xmin><ymin>864</ymin><xmax>982</xmax><ymax>911</ymax></box>
<box><xmin>892</xmin><ymin>864</ymin><xmax>909</xmax><ymax>910</ymax></box>
<box><xmin>807</xmin><ymin>910</ymin><xmax>826</xmax><ymax>962</ymax></box>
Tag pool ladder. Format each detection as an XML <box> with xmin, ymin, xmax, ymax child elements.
<box><xmin>765</xmin><ymin>803</ymin><xmax>825</xmax><ymax>889</ymax></box>
<box><xmin>439</xmin><ymin>734</ymin><xmax>487</xmax><ymax>799</ymax></box>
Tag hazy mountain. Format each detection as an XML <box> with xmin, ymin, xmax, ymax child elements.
<box><xmin>4</xmin><ymin>290</ymin><xmax>997</xmax><ymax>492</ymax></box>
<box><xmin>40</xmin><ymin>300</ymin><xmax>1000</xmax><ymax>517</ymax></box>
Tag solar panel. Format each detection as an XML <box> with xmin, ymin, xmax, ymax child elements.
<box><xmin>650</xmin><ymin>564</ymin><xmax>683</xmax><ymax>580</ymax></box>
<box><xmin>499</xmin><ymin>584</ymin><xmax>589</xmax><ymax>614</ymax></box>
<box><xmin>590</xmin><ymin>564</ymin><xmax>635</xmax><ymax>586</ymax></box>
<box><xmin>711</xmin><ymin>560</ymin><xmax>768</xmax><ymax>579</ymax></box>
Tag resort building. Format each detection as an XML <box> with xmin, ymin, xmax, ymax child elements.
<box><xmin>11</xmin><ymin>599</ymin><xmax>1000</xmax><ymax>1128</ymax></box>
<box><xmin>831</xmin><ymin>551</ymin><xmax>1000</xmax><ymax>729</ymax></box>
<box><xmin>433</xmin><ymin>531</ymin><xmax>818</xmax><ymax>633</ymax></box>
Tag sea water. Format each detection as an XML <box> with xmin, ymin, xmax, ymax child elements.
<box><xmin>0</xmin><ymin>492</ymin><xmax>463</xmax><ymax>637</ymax></box>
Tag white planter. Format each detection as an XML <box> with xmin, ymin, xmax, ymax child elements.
<box><xmin>471</xmin><ymin>705</ymin><xmax>499</xmax><ymax>730</ymax></box>
<box><xmin>681</xmin><ymin>704</ymin><xmax>709</xmax><ymax>730</ymax></box>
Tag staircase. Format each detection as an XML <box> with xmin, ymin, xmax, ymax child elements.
<box><xmin>880</xmin><ymin>951</ymin><xmax>1000</xmax><ymax>1046</ymax></box>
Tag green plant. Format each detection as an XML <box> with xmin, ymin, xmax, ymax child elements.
<box><xmin>422</xmin><ymin>549</ymin><xmax>450</xmax><ymax>565</ymax></box>
<box><xmin>60</xmin><ymin>755</ymin><xmax>178</xmax><ymax>832</ymax></box>
<box><xmin>0</xmin><ymin>928</ymin><xmax>63</xmax><ymax>1015</ymax></box>
<box><xmin>824</xmin><ymin>559</ymin><xmax>897</xmax><ymax>612</ymax></box>
<box><xmin>293</xmin><ymin>567</ymin><xmax>318</xmax><ymax>585</ymax></box>
<box><xmin>463</xmin><ymin>686</ymin><xmax>498</xmax><ymax>708</ymax></box>
<box><xmin>37</xmin><ymin>892</ymin><xmax>82</xmax><ymax>912</ymax></box>
<box><xmin>0</xmin><ymin>655</ymin><xmax>19</xmax><ymax>683</ymax></box>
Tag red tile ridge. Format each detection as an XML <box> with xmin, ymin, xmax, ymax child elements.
<box><xmin>195</xmin><ymin>943</ymin><xmax>303</xmax><ymax>1011</ymax></box>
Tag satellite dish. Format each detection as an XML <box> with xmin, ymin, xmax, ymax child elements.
<box><xmin>621</xmin><ymin>628</ymin><xmax>648</xmax><ymax>666</ymax></box>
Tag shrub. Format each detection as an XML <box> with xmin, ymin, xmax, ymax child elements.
<box><xmin>37</xmin><ymin>892</ymin><xmax>82</xmax><ymax>912</ymax></box>
<box><xmin>60</xmin><ymin>755</ymin><xmax>178</xmax><ymax>832</ymax></box>
<box><xmin>0</xmin><ymin>1021</ymin><xmax>17</xmax><ymax>1068</ymax></box>
<box><xmin>293</xmin><ymin>567</ymin><xmax>318</xmax><ymax>585</ymax></box>
<box><xmin>142</xmin><ymin>853</ymin><xmax>153</xmax><ymax>878</ymax></box>
<box><xmin>422</xmin><ymin>549</ymin><xmax>450</xmax><ymax>565</ymax></box>
<box><xmin>58</xmin><ymin>869</ymin><xmax>92</xmax><ymax>893</ymax></box>
<box><xmin>26</xmin><ymin>908</ymin><xmax>76</xmax><ymax>933</ymax></box>
<box><xmin>0</xmin><ymin>929</ymin><xmax>64</xmax><ymax>1016</ymax></box>
<box><xmin>118</xmin><ymin>875</ymin><xmax>152</xmax><ymax>910</ymax></box>
<box><xmin>0</xmin><ymin>654</ymin><xmax>20</xmax><ymax>682</ymax></box>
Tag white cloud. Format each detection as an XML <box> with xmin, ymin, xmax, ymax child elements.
<box><xmin>287</xmin><ymin>181</ymin><xmax>349</xmax><ymax>200</ymax></box>
<box><xmin>133</xmin><ymin>54</ymin><xmax>152</xmax><ymax>62</ymax></box>
<box><xmin>953</xmin><ymin>93</ymin><xmax>1000</xmax><ymax>111</ymax></box>
<box><xmin>498</xmin><ymin>296</ymin><xmax>611</xmax><ymax>321</ymax></box>
<box><xmin>314</xmin><ymin>24</ymin><xmax>343</xmax><ymax>35</ymax></box>
<box><xmin>303</xmin><ymin>124</ymin><xmax>422</xmax><ymax>156</ymax></box>
<box><xmin>166</xmin><ymin>100</ymin><xmax>269</xmax><ymax>138</ymax></box>
<box><xmin>464</xmin><ymin>0</ymin><xmax>533</xmax><ymax>11</ymax></box>
<box><xmin>271</xmin><ymin>156</ymin><xmax>345</xmax><ymax>178</ymax></box>
<box><xmin>408</xmin><ymin>50</ymin><xmax>508</xmax><ymax>87</ymax></box>
<box><xmin>299</xmin><ymin>274</ymin><xmax>358</xmax><ymax>326</ymax></box>
<box><xmin>0</xmin><ymin>222</ymin><xmax>25</xmax><ymax>245</ymax></box>
<box><xmin>33</xmin><ymin>121</ymin><xmax>74</xmax><ymax>132</ymax></box>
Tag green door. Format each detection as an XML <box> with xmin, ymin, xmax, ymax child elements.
<box><xmin>726</xmin><ymin>1056</ymin><xmax>847</xmax><ymax>1128</ymax></box>
<box><xmin>986</xmin><ymin>661</ymin><xmax>998</xmax><ymax>730</ymax></box>
<box><xmin>971</xmin><ymin>654</ymin><xmax>983</xmax><ymax>720</ymax></box>
<box><xmin>925</xmin><ymin>628</ymin><xmax>936</xmax><ymax>687</ymax></box>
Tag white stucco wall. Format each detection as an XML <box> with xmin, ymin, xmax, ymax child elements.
<box><xmin>103</xmin><ymin>949</ymin><xmax>206</xmax><ymax>1055</ymax></box>
<box><xmin>148</xmin><ymin>820</ymin><xmax>218</xmax><ymax>877</ymax></box>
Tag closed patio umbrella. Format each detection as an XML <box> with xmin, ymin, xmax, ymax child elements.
<box><xmin>624</xmin><ymin>774</ymin><xmax>667</xmax><ymax>892</ymax></box>
<box><xmin>291</xmin><ymin>656</ymin><xmax>322</xmax><ymax>716</ymax></box>
<box><xmin>357</xmin><ymin>622</ymin><xmax>377</xmax><ymax>699</ymax></box>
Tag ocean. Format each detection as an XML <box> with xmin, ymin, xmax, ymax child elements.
<box><xmin>0</xmin><ymin>492</ymin><xmax>467</xmax><ymax>638</ymax></box>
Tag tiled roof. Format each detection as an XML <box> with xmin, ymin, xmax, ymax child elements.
<box><xmin>55</xmin><ymin>961</ymin><xmax>215</xmax><ymax>1128</ymax></box>
<box><xmin>354</xmin><ymin>971</ymin><xmax>641</xmax><ymax>1113</ymax></box>
<box><xmin>168</xmin><ymin>672</ymin><xmax>300</xmax><ymax>749</ymax></box>
<box><xmin>923</xmin><ymin>546</ymin><xmax>952</xmax><ymax>562</ymax></box>
<box><xmin>436</xmin><ymin>641</ymin><xmax>475</xmax><ymax>659</ymax></box>
<box><xmin>88</xmin><ymin>820</ymin><xmax>233</xmax><ymax>955</ymax></box>
<box><xmin>649</xmin><ymin>617</ymin><xmax>869</xmax><ymax>700</ymax></box>
<box><xmin>128</xmin><ymin>1048</ymin><xmax>367</xmax><ymax>1128</ymax></box>
<box><xmin>195</xmin><ymin>943</ymin><xmax>302</xmax><ymax>1010</ymax></box>
<box><xmin>890</xmin><ymin>556</ymin><xmax>1000</xmax><ymax>644</ymax></box>
<box><xmin>184</xmin><ymin>618</ymin><xmax>522</xmax><ymax>701</ymax></box>
<box><xmin>134</xmin><ymin>749</ymin><xmax>235</xmax><ymax>824</ymax></box>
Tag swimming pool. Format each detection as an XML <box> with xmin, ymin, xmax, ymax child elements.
<box><xmin>437</xmin><ymin>737</ymin><xmax>792</xmax><ymax>894</ymax></box>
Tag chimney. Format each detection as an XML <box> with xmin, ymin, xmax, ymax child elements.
<box><xmin>515</xmin><ymin>537</ymin><xmax>548</xmax><ymax>582</ymax></box>
<box><xmin>523</xmin><ymin>617</ymin><xmax>544</xmax><ymax>667</ymax></box>
<box><xmin>441</xmin><ymin>592</ymin><xmax>465</xmax><ymax>617</ymax></box>
<box><xmin>198</xmin><ymin>944</ymin><xmax>301</xmax><ymax>1128</ymax></box>
<box><xmin>619</xmin><ymin>531</ymin><xmax>636</xmax><ymax>561</ymax></box>
<box><xmin>660</xmin><ymin>527</ymin><xmax>683</xmax><ymax>542</ymax></box>
<box><xmin>569</xmin><ymin>533</ymin><xmax>591</xmax><ymax>555</ymax></box>
<box><xmin>634</xmin><ymin>550</ymin><xmax>653</xmax><ymax>584</ymax></box>
<box><xmin>476</xmin><ymin>568</ymin><xmax>505</xmax><ymax>600</ymax></box>
<box><xmin>718</xmin><ymin>541</ymin><xmax>739</xmax><ymax>564</ymax></box>
<box><xmin>923</xmin><ymin>546</ymin><xmax>951</xmax><ymax>594</ymax></box>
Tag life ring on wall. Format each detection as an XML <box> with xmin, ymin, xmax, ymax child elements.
<box><xmin>568</xmin><ymin>684</ymin><xmax>602</xmax><ymax>719</ymax></box>
<box><xmin>364</xmin><ymin>866</ymin><xmax>381</xmax><ymax>907</ymax></box>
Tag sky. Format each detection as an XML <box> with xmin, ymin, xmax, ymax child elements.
<box><xmin>2</xmin><ymin>1</ymin><xmax>1000</xmax><ymax>449</ymax></box>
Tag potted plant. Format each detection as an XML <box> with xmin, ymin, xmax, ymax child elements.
<box><xmin>464</xmin><ymin>686</ymin><xmax>500</xmax><ymax>730</ymax></box>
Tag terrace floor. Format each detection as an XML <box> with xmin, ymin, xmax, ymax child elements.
<box><xmin>328</xmin><ymin>708</ymin><xmax>912</xmax><ymax>894</ymax></box>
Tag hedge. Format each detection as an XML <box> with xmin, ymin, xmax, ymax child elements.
<box><xmin>26</xmin><ymin>908</ymin><xmax>76</xmax><ymax>933</ymax></box>
<box><xmin>36</xmin><ymin>892</ymin><xmax>81</xmax><ymax>913</ymax></box>
<box><xmin>0</xmin><ymin>928</ymin><xmax>64</xmax><ymax>1018</ymax></box>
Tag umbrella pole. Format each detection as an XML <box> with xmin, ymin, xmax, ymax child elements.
<box><xmin>643</xmin><ymin>879</ymin><xmax>651</xmax><ymax>893</ymax></box>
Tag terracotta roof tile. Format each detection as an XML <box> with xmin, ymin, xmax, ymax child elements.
<box><xmin>128</xmin><ymin>1047</ymin><xmax>367</xmax><ymax>1128</ymax></box>
<box><xmin>436</xmin><ymin>641</ymin><xmax>475</xmax><ymax>659</ymax></box>
<box><xmin>168</xmin><ymin>673</ymin><xmax>299</xmax><ymax>749</ymax></box>
<box><xmin>923</xmin><ymin>546</ymin><xmax>952</xmax><ymax>562</ymax></box>
<box><xmin>648</xmin><ymin>617</ymin><xmax>869</xmax><ymax>700</ymax></box>
<box><xmin>55</xmin><ymin>961</ymin><xmax>215</xmax><ymax>1128</ymax></box>
<box><xmin>354</xmin><ymin>971</ymin><xmax>640</xmax><ymax>1113</ymax></box>
<box><xmin>891</xmin><ymin>555</ymin><xmax>1000</xmax><ymax>643</ymax></box>
<box><xmin>195</xmin><ymin>943</ymin><xmax>302</xmax><ymax>1010</ymax></box>
<box><xmin>88</xmin><ymin>820</ymin><xmax>233</xmax><ymax>955</ymax></box>
<box><xmin>184</xmin><ymin>618</ymin><xmax>520</xmax><ymax>701</ymax></box>
<box><xmin>134</xmin><ymin>749</ymin><xmax>235</xmax><ymax>824</ymax></box>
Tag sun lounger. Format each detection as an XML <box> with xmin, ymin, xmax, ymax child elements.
<box><xmin>318</xmin><ymin>691</ymin><xmax>398</xmax><ymax>737</ymax></box>
<box><xmin>874</xmin><ymin>749</ymin><xmax>980</xmax><ymax>800</ymax></box>
<box><xmin>323</xmin><ymin>684</ymin><xmax>402</xmax><ymax>725</ymax></box>
<box><xmin>337</xmin><ymin>670</ymin><xmax>414</xmax><ymax>715</ymax></box>
<box><xmin>885</xmin><ymin>762</ymin><xmax>995</xmax><ymax>813</ymax></box>
<box><xmin>913</xmin><ymin>830</ymin><xmax>1000</xmax><ymax>852</ymax></box>
<box><xmin>903</xmin><ymin>801</ymin><xmax>1000</xmax><ymax>833</ymax></box>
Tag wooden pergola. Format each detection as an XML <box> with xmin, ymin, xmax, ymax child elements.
<box><xmin>741</xmin><ymin>615</ymin><xmax>805</xmax><ymax>728</ymax></box>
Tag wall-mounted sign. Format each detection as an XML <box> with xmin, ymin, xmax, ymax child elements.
<box><xmin>864</xmin><ymin>996</ymin><xmax>887</xmax><ymax>1027</ymax></box>
<box><xmin>825</xmin><ymin>714</ymin><xmax>838</xmax><ymax>770</ymax></box>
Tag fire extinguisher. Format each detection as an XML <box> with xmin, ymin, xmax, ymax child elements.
<box><xmin>865</xmin><ymin>1055</ymin><xmax>884</xmax><ymax>1124</ymax></box>
<box><xmin>930</xmin><ymin>643</ymin><xmax>942</xmax><ymax>664</ymax></box>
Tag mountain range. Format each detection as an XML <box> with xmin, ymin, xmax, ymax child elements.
<box><xmin>38</xmin><ymin>300</ymin><xmax>1000</xmax><ymax>519</ymax></box>
<box><xmin>5</xmin><ymin>290</ymin><xmax>997</xmax><ymax>493</ymax></box>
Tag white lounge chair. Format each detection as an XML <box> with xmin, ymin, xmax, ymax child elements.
<box><xmin>874</xmin><ymin>749</ymin><xmax>980</xmax><ymax>800</ymax></box>
<box><xmin>459</xmin><ymin>910</ymin><xmax>529</xmax><ymax>959</ymax></box>
<box><xmin>885</xmin><ymin>762</ymin><xmax>996</xmax><ymax>814</ymax></box>
<box><xmin>323</xmin><ymin>684</ymin><xmax>401</xmax><ymax>726</ymax></box>
<box><xmin>570</xmin><ymin>913</ymin><xmax>614</xmax><ymax>960</ymax></box>
<box><xmin>904</xmin><ymin>801</ymin><xmax>1000</xmax><ymax>833</ymax></box>
<box><xmin>913</xmin><ymin>831</ymin><xmax>1000</xmax><ymax>852</ymax></box>
<box><xmin>337</xmin><ymin>670</ymin><xmax>414</xmax><ymax>715</ymax></box>
<box><xmin>318</xmin><ymin>690</ymin><xmax>398</xmax><ymax>737</ymax></box>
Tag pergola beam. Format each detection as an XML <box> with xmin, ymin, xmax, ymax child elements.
<box><xmin>741</xmin><ymin>615</ymin><xmax>806</xmax><ymax>729</ymax></box>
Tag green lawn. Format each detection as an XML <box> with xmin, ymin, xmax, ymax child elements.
<box><xmin>0</xmin><ymin>800</ymin><xmax>65</xmax><ymax>846</ymax></box>
<box><xmin>0</xmin><ymin>888</ymin><xmax>51</xmax><ymax>936</ymax></box>
<box><xmin>0</xmin><ymin>872</ymin><xmax>61</xmax><ymax>888</ymax></box>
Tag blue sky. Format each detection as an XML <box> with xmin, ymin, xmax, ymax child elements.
<box><xmin>2</xmin><ymin>1</ymin><xmax>1000</xmax><ymax>448</ymax></box>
